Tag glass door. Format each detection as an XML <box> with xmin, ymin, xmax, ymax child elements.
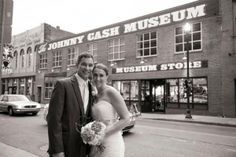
<box><xmin>150</xmin><ymin>80</ymin><xmax>165</xmax><ymax>112</ymax></box>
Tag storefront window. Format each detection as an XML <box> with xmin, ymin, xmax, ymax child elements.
<box><xmin>167</xmin><ymin>79</ymin><xmax>178</xmax><ymax>102</ymax></box>
<box><xmin>141</xmin><ymin>81</ymin><xmax>150</xmax><ymax>101</ymax></box>
<box><xmin>166</xmin><ymin>78</ymin><xmax>207</xmax><ymax>104</ymax></box>
<box><xmin>113</xmin><ymin>78</ymin><xmax>207</xmax><ymax>112</ymax></box>
<box><xmin>26</xmin><ymin>78</ymin><xmax>32</xmax><ymax>95</ymax></box>
<box><xmin>179</xmin><ymin>79</ymin><xmax>193</xmax><ymax>103</ymax></box>
<box><xmin>193</xmin><ymin>78</ymin><xmax>207</xmax><ymax>103</ymax></box>
<box><xmin>2</xmin><ymin>79</ymin><xmax>6</xmax><ymax>94</ymax></box>
<box><xmin>121</xmin><ymin>81</ymin><xmax>130</xmax><ymax>100</ymax></box>
<box><xmin>113</xmin><ymin>81</ymin><xmax>121</xmax><ymax>92</ymax></box>
<box><xmin>130</xmin><ymin>81</ymin><xmax>139</xmax><ymax>100</ymax></box>
<box><xmin>12</xmin><ymin>79</ymin><xmax>17</xmax><ymax>94</ymax></box>
<box><xmin>113</xmin><ymin>80</ymin><xmax>139</xmax><ymax>101</ymax></box>
<box><xmin>19</xmin><ymin>78</ymin><xmax>25</xmax><ymax>94</ymax></box>
<box><xmin>45</xmin><ymin>82</ymin><xmax>54</xmax><ymax>99</ymax></box>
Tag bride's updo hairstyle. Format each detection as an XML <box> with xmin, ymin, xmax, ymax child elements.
<box><xmin>93</xmin><ymin>63</ymin><xmax>109</xmax><ymax>76</ymax></box>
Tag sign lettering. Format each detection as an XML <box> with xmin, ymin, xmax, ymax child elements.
<box><xmin>38</xmin><ymin>4</ymin><xmax>206</xmax><ymax>52</ymax></box>
<box><xmin>113</xmin><ymin>61</ymin><xmax>207</xmax><ymax>74</ymax></box>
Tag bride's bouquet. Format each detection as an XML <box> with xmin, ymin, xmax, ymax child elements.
<box><xmin>80</xmin><ymin>121</ymin><xmax>106</xmax><ymax>152</ymax></box>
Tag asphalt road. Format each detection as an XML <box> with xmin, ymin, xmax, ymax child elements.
<box><xmin>128</xmin><ymin>118</ymin><xmax>236</xmax><ymax>157</ymax></box>
<box><xmin>0</xmin><ymin>111</ymin><xmax>236</xmax><ymax>157</ymax></box>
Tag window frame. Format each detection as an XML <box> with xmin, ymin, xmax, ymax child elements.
<box><xmin>67</xmin><ymin>47</ymin><xmax>76</xmax><ymax>66</ymax></box>
<box><xmin>166</xmin><ymin>77</ymin><xmax>208</xmax><ymax>104</ymax></box>
<box><xmin>136</xmin><ymin>31</ymin><xmax>158</xmax><ymax>58</ymax></box>
<box><xmin>13</xmin><ymin>51</ymin><xmax>18</xmax><ymax>69</ymax></box>
<box><xmin>107</xmin><ymin>38</ymin><xmax>125</xmax><ymax>61</ymax></box>
<box><xmin>44</xmin><ymin>82</ymin><xmax>54</xmax><ymax>99</ymax></box>
<box><xmin>52</xmin><ymin>50</ymin><xmax>62</xmax><ymax>68</ymax></box>
<box><xmin>174</xmin><ymin>22</ymin><xmax>202</xmax><ymax>54</ymax></box>
<box><xmin>88</xmin><ymin>43</ymin><xmax>98</xmax><ymax>63</ymax></box>
<box><xmin>27</xmin><ymin>47</ymin><xmax>32</xmax><ymax>67</ymax></box>
<box><xmin>39</xmin><ymin>53</ymin><xmax>47</xmax><ymax>69</ymax></box>
<box><xmin>20</xmin><ymin>49</ymin><xmax>25</xmax><ymax>68</ymax></box>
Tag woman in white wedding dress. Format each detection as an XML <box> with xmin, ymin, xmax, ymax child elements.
<box><xmin>89</xmin><ymin>63</ymin><xmax>130</xmax><ymax>157</ymax></box>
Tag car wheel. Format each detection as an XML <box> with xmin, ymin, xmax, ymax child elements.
<box><xmin>8</xmin><ymin>107</ymin><xmax>14</xmax><ymax>116</ymax></box>
<box><xmin>32</xmin><ymin>112</ymin><xmax>38</xmax><ymax>116</ymax></box>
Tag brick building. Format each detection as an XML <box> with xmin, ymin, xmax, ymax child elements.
<box><xmin>0</xmin><ymin>0</ymin><xmax>13</xmax><ymax>93</ymax></box>
<box><xmin>1</xmin><ymin>23</ymin><xmax>74</xmax><ymax>101</ymax></box>
<box><xmin>32</xmin><ymin>0</ymin><xmax>235</xmax><ymax>117</ymax></box>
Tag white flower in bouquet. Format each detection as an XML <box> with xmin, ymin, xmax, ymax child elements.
<box><xmin>81</xmin><ymin>121</ymin><xmax>106</xmax><ymax>152</ymax></box>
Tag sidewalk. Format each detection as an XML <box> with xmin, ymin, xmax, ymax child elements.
<box><xmin>139</xmin><ymin>113</ymin><xmax>236</xmax><ymax>127</ymax></box>
<box><xmin>0</xmin><ymin>142</ymin><xmax>39</xmax><ymax>157</ymax></box>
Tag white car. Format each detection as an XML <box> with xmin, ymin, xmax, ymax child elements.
<box><xmin>0</xmin><ymin>94</ymin><xmax>41</xmax><ymax>116</ymax></box>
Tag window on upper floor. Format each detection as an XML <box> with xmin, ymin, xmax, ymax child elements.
<box><xmin>67</xmin><ymin>47</ymin><xmax>76</xmax><ymax>66</ymax></box>
<box><xmin>27</xmin><ymin>47</ymin><xmax>32</xmax><ymax>67</ymax></box>
<box><xmin>137</xmin><ymin>31</ymin><xmax>158</xmax><ymax>57</ymax></box>
<box><xmin>88</xmin><ymin>43</ymin><xmax>97</xmax><ymax>63</ymax></box>
<box><xmin>20</xmin><ymin>49</ymin><xmax>25</xmax><ymax>68</ymax></box>
<box><xmin>13</xmin><ymin>51</ymin><xmax>18</xmax><ymax>69</ymax></box>
<box><xmin>108</xmin><ymin>38</ymin><xmax>125</xmax><ymax>61</ymax></box>
<box><xmin>175</xmin><ymin>22</ymin><xmax>202</xmax><ymax>53</ymax></box>
<box><xmin>39</xmin><ymin>53</ymin><xmax>47</xmax><ymax>69</ymax></box>
<box><xmin>52</xmin><ymin>50</ymin><xmax>62</xmax><ymax>68</ymax></box>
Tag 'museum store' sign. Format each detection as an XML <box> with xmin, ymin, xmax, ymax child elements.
<box><xmin>112</xmin><ymin>60</ymin><xmax>208</xmax><ymax>74</ymax></box>
<box><xmin>38</xmin><ymin>3</ymin><xmax>207</xmax><ymax>53</ymax></box>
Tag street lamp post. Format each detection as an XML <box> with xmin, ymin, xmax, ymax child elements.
<box><xmin>184</xmin><ymin>23</ymin><xmax>192</xmax><ymax>119</ymax></box>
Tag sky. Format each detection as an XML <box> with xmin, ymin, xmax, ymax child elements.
<box><xmin>12</xmin><ymin>0</ymin><xmax>197</xmax><ymax>35</ymax></box>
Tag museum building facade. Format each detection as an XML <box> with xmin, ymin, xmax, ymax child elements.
<box><xmin>20</xmin><ymin>0</ymin><xmax>236</xmax><ymax>117</ymax></box>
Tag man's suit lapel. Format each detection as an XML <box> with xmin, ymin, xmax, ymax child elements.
<box><xmin>71</xmin><ymin>75</ymin><xmax>85</xmax><ymax>115</ymax></box>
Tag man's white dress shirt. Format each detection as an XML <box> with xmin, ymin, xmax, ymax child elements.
<box><xmin>75</xmin><ymin>73</ymin><xmax>89</xmax><ymax>113</ymax></box>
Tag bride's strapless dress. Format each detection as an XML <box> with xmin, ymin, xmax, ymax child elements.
<box><xmin>89</xmin><ymin>100</ymin><xmax>125</xmax><ymax>157</ymax></box>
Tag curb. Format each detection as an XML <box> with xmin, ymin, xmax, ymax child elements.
<box><xmin>143</xmin><ymin>118</ymin><xmax>236</xmax><ymax>128</ymax></box>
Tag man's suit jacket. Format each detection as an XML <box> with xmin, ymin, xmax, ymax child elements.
<box><xmin>47</xmin><ymin>75</ymin><xmax>93</xmax><ymax>157</ymax></box>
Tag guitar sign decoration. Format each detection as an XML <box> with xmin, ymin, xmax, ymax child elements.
<box><xmin>2</xmin><ymin>43</ymin><xmax>14</xmax><ymax>68</ymax></box>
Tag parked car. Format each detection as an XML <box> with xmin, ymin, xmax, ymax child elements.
<box><xmin>0</xmin><ymin>94</ymin><xmax>41</xmax><ymax>116</ymax></box>
<box><xmin>122</xmin><ymin>112</ymin><xmax>136</xmax><ymax>133</ymax></box>
<box><xmin>43</xmin><ymin>103</ymin><xmax>136</xmax><ymax>132</ymax></box>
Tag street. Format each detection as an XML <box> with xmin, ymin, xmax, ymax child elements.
<box><xmin>0</xmin><ymin>110</ymin><xmax>236</xmax><ymax>157</ymax></box>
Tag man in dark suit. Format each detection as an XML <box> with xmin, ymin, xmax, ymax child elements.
<box><xmin>47</xmin><ymin>53</ymin><xmax>94</xmax><ymax>157</ymax></box>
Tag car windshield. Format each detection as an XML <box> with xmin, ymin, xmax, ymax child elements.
<box><xmin>8</xmin><ymin>95</ymin><xmax>31</xmax><ymax>102</ymax></box>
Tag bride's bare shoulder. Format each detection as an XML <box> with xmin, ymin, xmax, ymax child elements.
<box><xmin>106</xmin><ymin>85</ymin><xmax>119</xmax><ymax>94</ymax></box>
<box><xmin>105</xmin><ymin>86</ymin><xmax>123</xmax><ymax>101</ymax></box>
